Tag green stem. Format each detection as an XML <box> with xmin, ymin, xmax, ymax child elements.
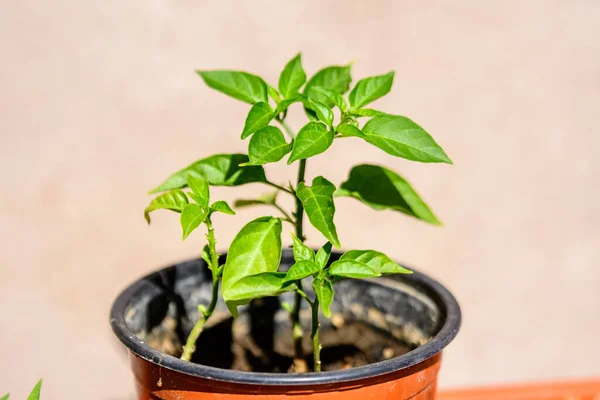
<box><xmin>273</xmin><ymin>202</ymin><xmax>295</xmax><ymax>224</ymax></box>
<box><xmin>276</xmin><ymin>118</ymin><xmax>296</xmax><ymax>140</ymax></box>
<box><xmin>291</xmin><ymin>157</ymin><xmax>307</xmax><ymax>366</ymax></box>
<box><xmin>265</xmin><ymin>180</ymin><xmax>294</xmax><ymax>195</ymax></box>
<box><xmin>181</xmin><ymin>216</ymin><xmax>220</xmax><ymax>362</ymax></box>
<box><xmin>311</xmin><ymin>298</ymin><xmax>322</xmax><ymax>372</ymax></box>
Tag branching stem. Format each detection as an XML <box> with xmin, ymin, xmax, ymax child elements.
<box><xmin>180</xmin><ymin>216</ymin><xmax>220</xmax><ymax>362</ymax></box>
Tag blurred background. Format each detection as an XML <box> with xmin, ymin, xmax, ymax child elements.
<box><xmin>1</xmin><ymin>1</ymin><xmax>599</xmax><ymax>398</ymax></box>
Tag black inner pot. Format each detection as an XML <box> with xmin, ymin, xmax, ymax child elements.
<box><xmin>110</xmin><ymin>249</ymin><xmax>461</xmax><ymax>385</ymax></box>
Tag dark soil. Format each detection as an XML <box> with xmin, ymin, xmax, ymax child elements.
<box><xmin>144</xmin><ymin>308</ymin><xmax>412</xmax><ymax>373</ymax></box>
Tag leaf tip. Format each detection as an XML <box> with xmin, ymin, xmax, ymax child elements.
<box><xmin>144</xmin><ymin>210</ymin><xmax>151</xmax><ymax>225</ymax></box>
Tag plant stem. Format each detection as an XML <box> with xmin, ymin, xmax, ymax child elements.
<box><xmin>276</xmin><ymin>118</ymin><xmax>296</xmax><ymax>140</ymax></box>
<box><xmin>181</xmin><ymin>217</ymin><xmax>220</xmax><ymax>362</ymax></box>
<box><xmin>311</xmin><ymin>297</ymin><xmax>322</xmax><ymax>372</ymax></box>
<box><xmin>265</xmin><ymin>180</ymin><xmax>294</xmax><ymax>195</ymax></box>
<box><xmin>273</xmin><ymin>203</ymin><xmax>295</xmax><ymax>225</ymax></box>
<box><xmin>291</xmin><ymin>157</ymin><xmax>307</xmax><ymax>367</ymax></box>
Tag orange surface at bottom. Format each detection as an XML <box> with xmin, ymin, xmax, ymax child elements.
<box><xmin>438</xmin><ymin>378</ymin><xmax>600</xmax><ymax>400</ymax></box>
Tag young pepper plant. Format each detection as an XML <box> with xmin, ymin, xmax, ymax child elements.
<box><xmin>144</xmin><ymin>174</ymin><xmax>235</xmax><ymax>361</ymax></box>
<box><xmin>149</xmin><ymin>53</ymin><xmax>451</xmax><ymax>371</ymax></box>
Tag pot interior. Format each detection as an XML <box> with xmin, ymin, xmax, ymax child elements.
<box><xmin>122</xmin><ymin>250</ymin><xmax>443</xmax><ymax>373</ymax></box>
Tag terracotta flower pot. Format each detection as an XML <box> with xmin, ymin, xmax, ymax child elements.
<box><xmin>110</xmin><ymin>250</ymin><xmax>461</xmax><ymax>399</ymax></box>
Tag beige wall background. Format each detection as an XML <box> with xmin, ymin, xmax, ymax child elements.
<box><xmin>1</xmin><ymin>0</ymin><xmax>599</xmax><ymax>398</ymax></box>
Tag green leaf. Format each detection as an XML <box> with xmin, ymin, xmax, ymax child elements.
<box><xmin>362</xmin><ymin>115</ymin><xmax>452</xmax><ymax>164</ymax></box>
<box><xmin>234</xmin><ymin>191</ymin><xmax>278</xmax><ymax>208</ymax></box>
<box><xmin>276</xmin><ymin>95</ymin><xmax>304</xmax><ymax>114</ymax></box>
<box><xmin>226</xmin><ymin>272</ymin><xmax>295</xmax><ymax>301</ymax></box>
<box><xmin>340</xmin><ymin>250</ymin><xmax>412</xmax><ymax>274</ymax></box>
<box><xmin>304</xmin><ymin>99</ymin><xmax>334</xmax><ymax>127</ymax></box>
<box><xmin>278</xmin><ymin>54</ymin><xmax>307</xmax><ymax>99</ymax></box>
<box><xmin>304</xmin><ymin>65</ymin><xmax>352</xmax><ymax>107</ymax></box>
<box><xmin>267</xmin><ymin>84</ymin><xmax>281</xmax><ymax>102</ymax></box>
<box><xmin>315</xmin><ymin>242</ymin><xmax>332</xmax><ymax>268</ymax></box>
<box><xmin>241</xmin><ymin>102</ymin><xmax>275</xmax><ymax>139</ymax></box>
<box><xmin>197</xmin><ymin>70</ymin><xmax>267</xmax><ymax>104</ymax></box>
<box><xmin>149</xmin><ymin>154</ymin><xmax>267</xmax><ymax>193</ymax></box>
<box><xmin>222</xmin><ymin>217</ymin><xmax>283</xmax><ymax>316</ymax></box>
<box><xmin>180</xmin><ymin>204</ymin><xmax>207</xmax><ymax>240</ymax></box>
<box><xmin>306</xmin><ymin>86</ymin><xmax>348</xmax><ymax>112</ymax></box>
<box><xmin>201</xmin><ymin>244</ymin><xmax>211</xmax><ymax>265</ymax></box>
<box><xmin>27</xmin><ymin>380</ymin><xmax>42</xmax><ymax>400</ymax></box>
<box><xmin>336</xmin><ymin>164</ymin><xmax>441</xmax><ymax>224</ymax></box>
<box><xmin>287</xmin><ymin>122</ymin><xmax>333</xmax><ymax>164</ymax></box>
<box><xmin>349</xmin><ymin>108</ymin><xmax>389</xmax><ymax>117</ymax></box>
<box><xmin>328</xmin><ymin>260</ymin><xmax>380</xmax><ymax>279</ymax></box>
<box><xmin>210</xmin><ymin>200</ymin><xmax>236</xmax><ymax>215</ymax></box>
<box><xmin>349</xmin><ymin>71</ymin><xmax>395</xmax><ymax>109</ymax></box>
<box><xmin>144</xmin><ymin>190</ymin><xmax>189</xmax><ymax>224</ymax></box>
<box><xmin>312</xmin><ymin>278</ymin><xmax>334</xmax><ymax>318</ymax></box>
<box><xmin>1</xmin><ymin>394</ymin><xmax>9</xmax><ymax>400</ymax></box>
<box><xmin>187</xmin><ymin>174</ymin><xmax>209</xmax><ymax>209</ymax></box>
<box><xmin>242</xmin><ymin>126</ymin><xmax>292</xmax><ymax>166</ymax></box>
<box><xmin>336</xmin><ymin>123</ymin><xmax>365</xmax><ymax>138</ymax></box>
<box><xmin>283</xmin><ymin>260</ymin><xmax>319</xmax><ymax>283</ymax></box>
<box><xmin>290</xmin><ymin>232</ymin><xmax>315</xmax><ymax>262</ymax></box>
<box><xmin>296</xmin><ymin>177</ymin><xmax>340</xmax><ymax>248</ymax></box>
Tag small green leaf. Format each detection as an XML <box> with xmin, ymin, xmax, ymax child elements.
<box><xmin>296</xmin><ymin>177</ymin><xmax>340</xmax><ymax>248</ymax></box>
<box><xmin>304</xmin><ymin>99</ymin><xmax>334</xmax><ymax>127</ymax></box>
<box><xmin>149</xmin><ymin>154</ymin><xmax>267</xmax><ymax>193</ymax></box>
<box><xmin>340</xmin><ymin>250</ymin><xmax>412</xmax><ymax>274</ymax></box>
<box><xmin>226</xmin><ymin>272</ymin><xmax>295</xmax><ymax>301</ymax></box>
<box><xmin>336</xmin><ymin>164</ymin><xmax>441</xmax><ymax>224</ymax></box>
<box><xmin>306</xmin><ymin>86</ymin><xmax>348</xmax><ymax>112</ymax></box>
<box><xmin>197</xmin><ymin>70</ymin><xmax>267</xmax><ymax>104</ymax></box>
<box><xmin>144</xmin><ymin>190</ymin><xmax>189</xmax><ymax>223</ymax></box>
<box><xmin>187</xmin><ymin>174</ymin><xmax>210</xmax><ymax>209</ymax></box>
<box><xmin>201</xmin><ymin>244</ymin><xmax>211</xmax><ymax>265</ymax></box>
<box><xmin>243</xmin><ymin>126</ymin><xmax>292</xmax><ymax>166</ymax></box>
<box><xmin>210</xmin><ymin>200</ymin><xmax>236</xmax><ymax>215</ymax></box>
<box><xmin>283</xmin><ymin>260</ymin><xmax>319</xmax><ymax>283</ymax></box>
<box><xmin>267</xmin><ymin>84</ymin><xmax>281</xmax><ymax>102</ymax></box>
<box><xmin>312</xmin><ymin>278</ymin><xmax>334</xmax><ymax>318</ymax></box>
<box><xmin>278</xmin><ymin>53</ymin><xmax>307</xmax><ymax>99</ymax></box>
<box><xmin>180</xmin><ymin>204</ymin><xmax>207</xmax><ymax>240</ymax></box>
<box><xmin>349</xmin><ymin>71</ymin><xmax>394</xmax><ymax>109</ymax></box>
<box><xmin>290</xmin><ymin>232</ymin><xmax>315</xmax><ymax>262</ymax></box>
<box><xmin>234</xmin><ymin>191</ymin><xmax>278</xmax><ymax>208</ymax></box>
<box><xmin>27</xmin><ymin>380</ymin><xmax>42</xmax><ymax>400</ymax></box>
<box><xmin>222</xmin><ymin>217</ymin><xmax>283</xmax><ymax>316</ymax></box>
<box><xmin>1</xmin><ymin>394</ymin><xmax>9</xmax><ymax>400</ymax></box>
<box><xmin>328</xmin><ymin>260</ymin><xmax>380</xmax><ymax>279</ymax></box>
<box><xmin>304</xmin><ymin>65</ymin><xmax>352</xmax><ymax>106</ymax></box>
<box><xmin>362</xmin><ymin>115</ymin><xmax>452</xmax><ymax>164</ymax></box>
<box><xmin>276</xmin><ymin>95</ymin><xmax>304</xmax><ymax>114</ymax></box>
<box><xmin>242</xmin><ymin>102</ymin><xmax>275</xmax><ymax>139</ymax></box>
<box><xmin>336</xmin><ymin>123</ymin><xmax>365</xmax><ymax>138</ymax></box>
<box><xmin>315</xmin><ymin>242</ymin><xmax>333</xmax><ymax>268</ymax></box>
<box><xmin>198</xmin><ymin>304</ymin><xmax>209</xmax><ymax>317</ymax></box>
<box><xmin>349</xmin><ymin>108</ymin><xmax>389</xmax><ymax>117</ymax></box>
<box><xmin>287</xmin><ymin>122</ymin><xmax>333</xmax><ymax>164</ymax></box>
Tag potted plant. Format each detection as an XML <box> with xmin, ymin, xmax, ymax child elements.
<box><xmin>111</xmin><ymin>54</ymin><xmax>461</xmax><ymax>399</ymax></box>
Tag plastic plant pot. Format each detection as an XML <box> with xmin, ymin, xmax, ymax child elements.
<box><xmin>110</xmin><ymin>250</ymin><xmax>461</xmax><ymax>399</ymax></box>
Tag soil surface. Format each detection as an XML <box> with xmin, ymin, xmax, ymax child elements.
<box><xmin>144</xmin><ymin>308</ymin><xmax>413</xmax><ymax>373</ymax></box>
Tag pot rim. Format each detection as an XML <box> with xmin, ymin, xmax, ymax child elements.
<box><xmin>110</xmin><ymin>251</ymin><xmax>461</xmax><ymax>386</ymax></box>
